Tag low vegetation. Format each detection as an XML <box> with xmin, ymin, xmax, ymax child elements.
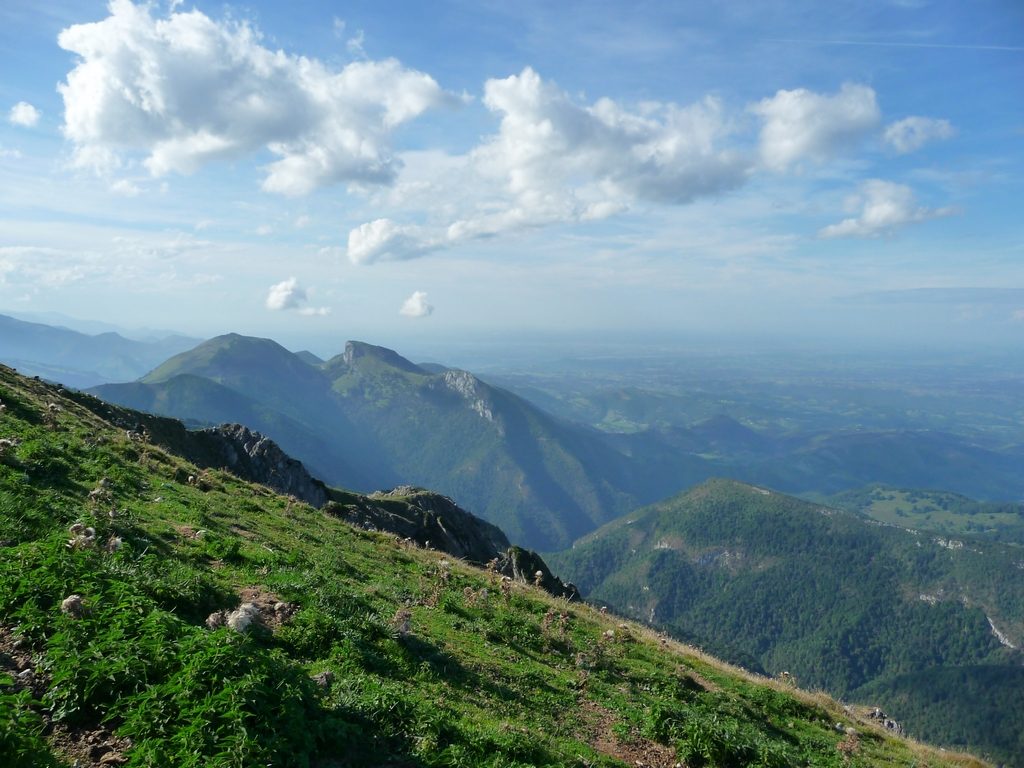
<box><xmin>0</xmin><ymin>365</ymin><xmax>988</xmax><ymax>767</ymax></box>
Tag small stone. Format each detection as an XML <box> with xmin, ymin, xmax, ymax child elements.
<box><xmin>60</xmin><ymin>594</ymin><xmax>85</xmax><ymax>618</ymax></box>
<box><xmin>226</xmin><ymin>603</ymin><xmax>260</xmax><ymax>633</ymax></box>
<box><xmin>312</xmin><ymin>670</ymin><xmax>334</xmax><ymax>689</ymax></box>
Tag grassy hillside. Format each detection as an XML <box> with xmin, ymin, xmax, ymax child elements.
<box><xmin>0</xmin><ymin>365</ymin><xmax>986</xmax><ymax>768</ymax></box>
<box><xmin>549</xmin><ymin>479</ymin><xmax>1024</xmax><ymax>765</ymax></box>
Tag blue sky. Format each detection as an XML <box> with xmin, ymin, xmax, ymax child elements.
<box><xmin>0</xmin><ymin>0</ymin><xmax>1021</xmax><ymax>353</ymax></box>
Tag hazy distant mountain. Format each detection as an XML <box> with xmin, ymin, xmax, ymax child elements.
<box><xmin>549</xmin><ymin>478</ymin><xmax>1024</xmax><ymax>762</ymax></box>
<box><xmin>0</xmin><ymin>312</ymin><xmax>201</xmax><ymax>387</ymax></box>
<box><xmin>94</xmin><ymin>334</ymin><xmax>647</xmax><ymax>549</ymax></box>
<box><xmin>614</xmin><ymin>420</ymin><xmax>1024</xmax><ymax>503</ymax></box>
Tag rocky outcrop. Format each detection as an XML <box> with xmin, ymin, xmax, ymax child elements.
<box><xmin>336</xmin><ymin>486</ymin><xmax>511</xmax><ymax>563</ymax></box>
<box><xmin>497</xmin><ymin>546</ymin><xmax>580</xmax><ymax>601</ymax></box>
<box><xmin>329</xmin><ymin>486</ymin><xmax>578</xmax><ymax>600</ymax></box>
<box><xmin>189</xmin><ymin>424</ymin><xmax>329</xmax><ymax>508</ymax></box>
<box><xmin>434</xmin><ymin>370</ymin><xmax>498</xmax><ymax>425</ymax></box>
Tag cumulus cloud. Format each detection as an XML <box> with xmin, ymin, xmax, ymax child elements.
<box><xmin>883</xmin><ymin>116</ymin><xmax>955</xmax><ymax>153</ymax></box>
<box><xmin>347</xmin><ymin>67</ymin><xmax>750</xmax><ymax>264</ymax></box>
<box><xmin>57</xmin><ymin>0</ymin><xmax>451</xmax><ymax>190</ymax></box>
<box><xmin>751</xmin><ymin>83</ymin><xmax>880</xmax><ymax>171</ymax></box>
<box><xmin>346</xmin><ymin>218</ymin><xmax>439</xmax><ymax>264</ymax></box>
<box><xmin>265</xmin><ymin>277</ymin><xmax>329</xmax><ymax>315</ymax></box>
<box><xmin>819</xmin><ymin>179</ymin><xmax>954</xmax><ymax>238</ymax></box>
<box><xmin>476</xmin><ymin>67</ymin><xmax>748</xmax><ymax>206</ymax></box>
<box><xmin>399</xmin><ymin>290</ymin><xmax>433</xmax><ymax>317</ymax></box>
<box><xmin>8</xmin><ymin>101</ymin><xmax>40</xmax><ymax>127</ymax></box>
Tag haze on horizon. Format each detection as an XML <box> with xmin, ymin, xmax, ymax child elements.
<box><xmin>1</xmin><ymin>0</ymin><xmax>1022</xmax><ymax>352</ymax></box>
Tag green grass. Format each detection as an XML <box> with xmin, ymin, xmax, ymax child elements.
<box><xmin>0</xmin><ymin>365</ymin><xmax>989</xmax><ymax>768</ymax></box>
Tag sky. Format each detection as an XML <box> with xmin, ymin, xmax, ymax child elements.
<box><xmin>0</xmin><ymin>0</ymin><xmax>1022</xmax><ymax>355</ymax></box>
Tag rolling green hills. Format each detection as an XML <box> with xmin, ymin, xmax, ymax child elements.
<box><xmin>548</xmin><ymin>479</ymin><xmax>1024</xmax><ymax>765</ymax></box>
<box><xmin>0</xmin><ymin>364</ymin><xmax>985</xmax><ymax>768</ymax></box>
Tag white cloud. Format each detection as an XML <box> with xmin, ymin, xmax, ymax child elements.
<box><xmin>265</xmin><ymin>276</ymin><xmax>329</xmax><ymax>315</ymax></box>
<box><xmin>57</xmin><ymin>0</ymin><xmax>451</xmax><ymax>189</ymax></box>
<box><xmin>476</xmin><ymin>67</ymin><xmax>748</xmax><ymax>207</ymax></box>
<box><xmin>255</xmin><ymin>225</ymin><xmax>273</xmax><ymax>236</ymax></box>
<box><xmin>346</xmin><ymin>218</ymin><xmax>438</xmax><ymax>264</ymax></box>
<box><xmin>9</xmin><ymin>101</ymin><xmax>41</xmax><ymax>127</ymax></box>
<box><xmin>819</xmin><ymin>179</ymin><xmax>954</xmax><ymax>238</ymax></box>
<box><xmin>347</xmin><ymin>67</ymin><xmax>751</xmax><ymax>264</ymax></box>
<box><xmin>399</xmin><ymin>290</ymin><xmax>433</xmax><ymax>317</ymax></box>
<box><xmin>883</xmin><ymin>116</ymin><xmax>955</xmax><ymax>153</ymax></box>
<box><xmin>751</xmin><ymin>83</ymin><xmax>880</xmax><ymax>171</ymax></box>
<box><xmin>0</xmin><ymin>145</ymin><xmax>23</xmax><ymax>160</ymax></box>
<box><xmin>294</xmin><ymin>215</ymin><xmax>311</xmax><ymax>229</ymax></box>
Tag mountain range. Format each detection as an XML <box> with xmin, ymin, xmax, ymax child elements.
<box><xmin>86</xmin><ymin>331</ymin><xmax>1024</xmax><ymax>551</ymax></box>
<box><xmin>92</xmin><ymin>334</ymin><xmax>649</xmax><ymax>550</ymax></box>
<box><xmin>0</xmin><ymin>313</ymin><xmax>200</xmax><ymax>388</ymax></box>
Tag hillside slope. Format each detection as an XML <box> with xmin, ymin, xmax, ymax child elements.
<box><xmin>548</xmin><ymin>479</ymin><xmax>1024</xmax><ymax>764</ymax></box>
<box><xmin>0</xmin><ymin>365</ymin><xmax>986</xmax><ymax>768</ymax></box>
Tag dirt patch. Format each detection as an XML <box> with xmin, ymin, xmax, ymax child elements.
<box><xmin>0</xmin><ymin>623</ymin><xmax>34</xmax><ymax>679</ymax></box>
<box><xmin>581</xmin><ymin>699</ymin><xmax>682</xmax><ymax>768</ymax></box>
<box><xmin>238</xmin><ymin>586</ymin><xmax>295</xmax><ymax>630</ymax></box>
<box><xmin>2</xmin><ymin>625</ymin><xmax>132</xmax><ymax>766</ymax></box>
<box><xmin>47</xmin><ymin>722</ymin><xmax>132</xmax><ymax>766</ymax></box>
